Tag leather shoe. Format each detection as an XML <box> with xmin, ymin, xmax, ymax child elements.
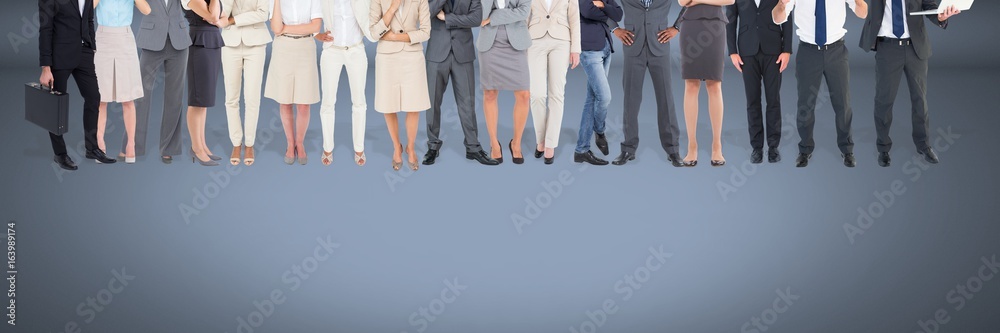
<box><xmin>877</xmin><ymin>152</ymin><xmax>891</xmax><ymax>167</ymax></box>
<box><xmin>595</xmin><ymin>132</ymin><xmax>609</xmax><ymax>156</ymax></box>
<box><xmin>466</xmin><ymin>150</ymin><xmax>500</xmax><ymax>165</ymax></box>
<box><xmin>54</xmin><ymin>154</ymin><xmax>77</xmax><ymax>170</ymax></box>
<box><xmin>574</xmin><ymin>150</ymin><xmax>609</xmax><ymax>165</ymax></box>
<box><xmin>768</xmin><ymin>148</ymin><xmax>781</xmax><ymax>163</ymax></box>
<box><xmin>918</xmin><ymin>148</ymin><xmax>939</xmax><ymax>164</ymax></box>
<box><xmin>86</xmin><ymin>149</ymin><xmax>117</xmax><ymax>164</ymax></box>
<box><xmin>422</xmin><ymin>149</ymin><xmax>439</xmax><ymax>165</ymax></box>
<box><xmin>750</xmin><ymin>149</ymin><xmax>763</xmax><ymax>164</ymax></box>
<box><xmin>611</xmin><ymin>151</ymin><xmax>635</xmax><ymax>165</ymax></box>
<box><xmin>795</xmin><ymin>153</ymin><xmax>811</xmax><ymax>167</ymax></box>
<box><xmin>667</xmin><ymin>153</ymin><xmax>684</xmax><ymax>167</ymax></box>
<box><xmin>843</xmin><ymin>153</ymin><xmax>856</xmax><ymax>167</ymax></box>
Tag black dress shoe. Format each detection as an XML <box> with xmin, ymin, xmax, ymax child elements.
<box><xmin>544</xmin><ymin>156</ymin><xmax>554</xmax><ymax>164</ymax></box>
<box><xmin>422</xmin><ymin>149</ymin><xmax>439</xmax><ymax>165</ymax></box>
<box><xmin>750</xmin><ymin>149</ymin><xmax>763</xmax><ymax>164</ymax></box>
<box><xmin>667</xmin><ymin>153</ymin><xmax>684</xmax><ymax>167</ymax></box>
<box><xmin>595</xmin><ymin>132</ymin><xmax>609</xmax><ymax>156</ymax></box>
<box><xmin>534</xmin><ymin>148</ymin><xmax>543</xmax><ymax>159</ymax></box>
<box><xmin>466</xmin><ymin>150</ymin><xmax>500</xmax><ymax>165</ymax></box>
<box><xmin>843</xmin><ymin>153</ymin><xmax>856</xmax><ymax>167</ymax></box>
<box><xmin>574</xmin><ymin>150</ymin><xmax>609</xmax><ymax>165</ymax></box>
<box><xmin>86</xmin><ymin>149</ymin><xmax>117</xmax><ymax>164</ymax></box>
<box><xmin>768</xmin><ymin>148</ymin><xmax>781</xmax><ymax>163</ymax></box>
<box><xmin>877</xmin><ymin>152</ymin><xmax>891</xmax><ymax>167</ymax></box>
<box><xmin>795</xmin><ymin>153</ymin><xmax>811</xmax><ymax>167</ymax></box>
<box><xmin>508</xmin><ymin>140</ymin><xmax>524</xmax><ymax>164</ymax></box>
<box><xmin>919</xmin><ymin>148</ymin><xmax>939</xmax><ymax>164</ymax></box>
<box><xmin>612</xmin><ymin>151</ymin><xmax>635</xmax><ymax>165</ymax></box>
<box><xmin>54</xmin><ymin>154</ymin><xmax>78</xmax><ymax>170</ymax></box>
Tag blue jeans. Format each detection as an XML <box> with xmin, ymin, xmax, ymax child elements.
<box><xmin>576</xmin><ymin>43</ymin><xmax>613</xmax><ymax>154</ymax></box>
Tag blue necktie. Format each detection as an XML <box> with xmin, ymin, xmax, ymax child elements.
<box><xmin>815</xmin><ymin>0</ymin><xmax>827</xmax><ymax>46</ymax></box>
<box><xmin>892</xmin><ymin>0</ymin><xmax>905</xmax><ymax>38</ymax></box>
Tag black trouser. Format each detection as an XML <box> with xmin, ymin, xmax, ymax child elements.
<box><xmin>741</xmin><ymin>53</ymin><xmax>783</xmax><ymax>150</ymax></box>
<box><xmin>50</xmin><ymin>48</ymin><xmax>100</xmax><ymax>156</ymax></box>
<box><xmin>874</xmin><ymin>38</ymin><xmax>930</xmax><ymax>152</ymax></box>
<box><xmin>795</xmin><ymin>40</ymin><xmax>854</xmax><ymax>155</ymax></box>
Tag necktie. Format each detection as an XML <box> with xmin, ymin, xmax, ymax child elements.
<box><xmin>815</xmin><ymin>0</ymin><xmax>827</xmax><ymax>46</ymax></box>
<box><xmin>892</xmin><ymin>0</ymin><xmax>904</xmax><ymax>38</ymax></box>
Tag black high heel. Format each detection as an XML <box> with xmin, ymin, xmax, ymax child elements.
<box><xmin>509</xmin><ymin>140</ymin><xmax>524</xmax><ymax>164</ymax></box>
<box><xmin>534</xmin><ymin>147</ymin><xmax>544</xmax><ymax>159</ymax></box>
<box><xmin>683</xmin><ymin>160</ymin><xmax>698</xmax><ymax>167</ymax></box>
<box><xmin>492</xmin><ymin>140</ymin><xmax>503</xmax><ymax>164</ymax></box>
<box><xmin>711</xmin><ymin>160</ymin><xmax>726</xmax><ymax>167</ymax></box>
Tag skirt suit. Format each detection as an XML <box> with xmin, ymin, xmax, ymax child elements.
<box><xmin>369</xmin><ymin>0</ymin><xmax>432</xmax><ymax>113</ymax></box>
<box><xmin>678</xmin><ymin>4</ymin><xmax>729</xmax><ymax>82</ymax></box>
<box><xmin>183</xmin><ymin>0</ymin><xmax>224</xmax><ymax>107</ymax></box>
<box><xmin>94</xmin><ymin>0</ymin><xmax>144</xmax><ymax>103</ymax></box>
<box><xmin>478</xmin><ymin>0</ymin><xmax>532</xmax><ymax>91</ymax></box>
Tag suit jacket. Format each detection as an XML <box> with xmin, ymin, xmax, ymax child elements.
<box><xmin>859</xmin><ymin>0</ymin><xmax>946</xmax><ymax>60</ymax></box>
<box><xmin>579</xmin><ymin>0</ymin><xmax>622</xmax><ymax>52</ymax></box>
<box><xmin>426</xmin><ymin>0</ymin><xmax>482</xmax><ymax>63</ymax></box>
<box><xmin>138</xmin><ymin>0</ymin><xmax>194</xmax><ymax>51</ymax></box>
<box><xmin>320</xmin><ymin>0</ymin><xmax>376</xmax><ymax>49</ymax></box>
<box><xmin>477</xmin><ymin>0</ymin><xmax>532</xmax><ymax>52</ymax></box>
<box><xmin>220</xmin><ymin>0</ymin><xmax>273</xmax><ymax>47</ymax></box>
<box><xmin>370</xmin><ymin>0</ymin><xmax>432</xmax><ymax>54</ymax></box>
<box><xmin>608</xmin><ymin>0</ymin><xmax>681</xmax><ymax>57</ymax></box>
<box><xmin>39</xmin><ymin>0</ymin><xmax>96</xmax><ymax>70</ymax></box>
<box><xmin>527</xmin><ymin>0</ymin><xmax>581</xmax><ymax>53</ymax></box>
<box><xmin>726</xmin><ymin>0</ymin><xmax>792</xmax><ymax>56</ymax></box>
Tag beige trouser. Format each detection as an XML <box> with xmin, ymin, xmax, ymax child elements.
<box><xmin>528</xmin><ymin>35</ymin><xmax>571</xmax><ymax>148</ymax></box>
<box><xmin>221</xmin><ymin>43</ymin><xmax>267</xmax><ymax>147</ymax></box>
<box><xmin>319</xmin><ymin>43</ymin><xmax>368</xmax><ymax>153</ymax></box>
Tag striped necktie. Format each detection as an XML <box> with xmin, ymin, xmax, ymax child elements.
<box><xmin>642</xmin><ymin>0</ymin><xmax>651</xmax><ymax>8</ymax></box>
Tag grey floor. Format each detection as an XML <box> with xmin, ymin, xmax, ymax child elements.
<box><xmin>3</xmin><ymin>47</ymin><xmax>1000</xmax><ymax>332</ymax></box>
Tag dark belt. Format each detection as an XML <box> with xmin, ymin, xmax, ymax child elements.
<box><xmin>877</xmin><ymin>37</ymin><xmax>912</xmax><ymax>46</ymax></box>
<box><xmin>800</xmin><ymin>38</ymin><xmax>844</xmax><ymax>51</ymax></box>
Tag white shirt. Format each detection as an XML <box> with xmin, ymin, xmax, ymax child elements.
<box><xmin>279</xmin><ymin>0</ymin><xmax>322</xmax><ymax>25</ymax></box>
<box><xmin>755</xmin><ymin>0</ymin><xmax>761</xmax><ymax>7</ymax></box>
<box><xmin>545</xmin><ymin>0</ymin><xmax>553</xmax><ymax>10</ymax></box>
<box><xmin>327</xmin><ymin>0</ymin><xmax>363</xmax><ymax>46</ymax></box>
<box><xmin>878</xmin><ymin>0</ymin><xmax>910</xmax><ymax>38</ymax></box>
<box><xmin>497</xmin><ymin>0</ymin><xmax>506</xmax><ymax>9</ymax></box>
<box><xmin>79</xmin><ymin>0</ymin><xmax>86</xmax><ymax>15</ymax></box>
<box><xmin>776</xmin><ymin>0</ymin><xmax>857</xmax><ymax>46</ymax></box>
<box><xmin>165</xmin><ymin>0</ymin><xmax>170</xmax><ymax>8</ymax></box>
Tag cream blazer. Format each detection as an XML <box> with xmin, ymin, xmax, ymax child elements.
<box><xmin>220</xmin><ymin>0</ymin><xmax>274</xmax><ymax>47</ymax></box>
<box><xmin>369</xmin><ymin>0</ymin><xmax>431</xmax><ymax>53</ymax></box>
<box><xmin>527</xmin><ymin>0</ymin><xmax>581</xmax><ymax>53</ymax></box>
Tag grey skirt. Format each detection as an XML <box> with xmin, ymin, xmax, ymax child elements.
<box><xmin>479</xmin><ymin>26</ymin><xmax>529</xmax><ymax>91</ymax></box>
<box><xmin>679</xmin><ymin>18</ymin><xmax>727</xmax><ymax>82</ymax></box>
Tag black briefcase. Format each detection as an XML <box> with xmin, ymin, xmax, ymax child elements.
<box><xmin>24</xmin><ymin>82</ymin><xmax>69</xmax><ymax>135</ymax></box>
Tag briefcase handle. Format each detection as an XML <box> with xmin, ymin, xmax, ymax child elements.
<box><xmin>28</xmin><ymin>82</ymin><xmax>64</xmax><ymax>95</ymax></box>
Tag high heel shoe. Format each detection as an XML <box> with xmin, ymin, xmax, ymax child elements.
<box><xmin>244</xmin><ymin>146</ymin><xmax>255</xmax><ymax>166</ymax></box>
<box><xmin>711</xmin><ymin>159</ymin><xmax>726</xmax><ymax>167</ymax></box>
<box><xmin>509</xmin><ymin>140</ymin><xmax>524</xmax><ymax>164</ymax></box>
<box><xmin>534</xmin><ymin>147</ymin><xmax>544</xmax><ymax>159</ymax></box>
<box><xmin>284</xmin><ymin>146</ymin><xmax>295</xmax><ymax>165</ymax></box>
<box><xmin>492</xmin><ymin>140</ymin><xmax>503</xmax><ymax>164</ymax></box>
<box><xmin>405</xmin><ymin>146</ymin><xmax>419</xmax><ymax>171</ymax></box>
<box><xmin>208</xmin><ymin>154</ymin><xmax>222</xmax><ymax>161</ymax></box>
<box><xmin>354</xmin><ymin>151</ymin><xmax>366</xmax><ymax>166</ymax></box>
<box><xmin>190</xmin><ymin>148</ymin><xmax>219</xmax><ymax>166</ymax></box>
<box><xmin>230</xmin><ymin>145</ymin><xmax>242</xmax><ymax>166</ymax></box>
<box><xmin>125</xmin><ymin>156</ymin><xmax>136</xmax><ymax>164</ymax></box>
<box><xmin>392</xmin><ymin>144</ymin><xmax>403</xmax><ymax>171</ymax></box>
<box><xmin>683</xmin><ymin>160</ymin><xmax>698</xmax><ymax>167</ymax></box>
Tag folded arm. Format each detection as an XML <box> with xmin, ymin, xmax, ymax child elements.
<box><xmin>446</xmin><ymin>0</ymin><xmax>483</xmax><ymax>28</ymax></box>
<box><xmin>234</xmin><ymin>0</ymin><xmax>271</xmax><ymax>26</ymax></box>
<box><xmin>406</xmin><ymin>0</ymin><xmax>431</xmax><ymax>43</ymax></box>
<box><xmin>488</xmin><ymin>0</ymin><xmax>531</xmax><ymax>26</ymax></box>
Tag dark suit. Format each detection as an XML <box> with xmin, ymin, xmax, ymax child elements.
<box><xmin>859</xmin><ymin>0</ymin><xmax>947</xmax><ymax>152</ymax></box>
<box><xmin>39</xmin><ymin>0</ymin><xmax>100</xmax><ymax>157</ymax></box>
<box><xmin>425</xmin><ymin>0</ymin><xmax>484</xmax><ymax>153</ymax></box>
<box><xmin>726</xmin><ymin>0</ymin><xmax>793</xmax><ymax>150</ymax></box>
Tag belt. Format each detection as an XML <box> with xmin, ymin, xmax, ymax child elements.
<box><xmin>800</xmin><ymin>38</ymin><xmax>844</xmax><ymax>51</ymax></box>
<box><xmin>877</xmin><ymin>37</ymin><xmax>912</xmax><ymax>46</ymax></box>
<box><xmin>325</xmin><ymin>41</ymin><xmax>364</xmax><ymax>50</ymax></box>
<box><xmin>280</xmin><ymin>33</ymin><xmax>315</xmax><ymax>39</ymax></box>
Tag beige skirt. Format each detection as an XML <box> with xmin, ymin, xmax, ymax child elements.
<box><xmin>95</xmin><ymin>26</ymin><xmax>143</xmax><ymax>103</ymax></box>
<box><xmin>264</xmin><ymin>35</ymin><xmax>321</xmax><ymax>105</ymax></box>
<box><xmin>374</xmin><ymin>50</ymin><xmax>429</xmax><ymax>113</ymax></box>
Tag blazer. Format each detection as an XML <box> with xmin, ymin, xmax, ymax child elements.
<box><xmin>477</xmin><ymin>0</ymin><xmax>532</xmax><ymax>52</ymax></box>
<box><xmin>725</xmin><ymin>0</ymin><xmax>793</xmax><ymax>56</ymax></box>
<box><xmin>220</xmin><ymin>0</ymin><xmax>274</xmax><ymax>47</ymax></box>
<box><xmin>39</xmin><ymin>0</ymin><xmax>96</xmax><ymax>70</ymax></box>
<box><xmin>321</xmin><ymin>0</ymin><xmax>376</xmax><ymax>47</ymax></box>
<box><xmin>138</xmin><ymin>0</ymin><xmax>194</xmax><ymax>51</ymax></box>
<box><xmin>579</xmin><ymin>0</ymin><xmax>622</xmax><ymax>52</ymax></box>
<box><xmin>608</xmin><ymin>0</ymin><xmax>681</xmax><ymax>57</ymax></box>
<box><xmin>426</xmin><ymin>0</ymin><xmax>482</xmax><ymax>63</ymax></box>
<box><xmin>528</xmin><ymin>0</ymin><xmax>581</xmax><ymax>53</ymax></box>
<box><xmin>859</xmin><ymin>0</ymin><xmax>946</xmax><ymax>60</ymax></box>
<box><xmin>370</xmin><ymin>0</ymin><xmax>432</xmax><ymax>54</ymax></box>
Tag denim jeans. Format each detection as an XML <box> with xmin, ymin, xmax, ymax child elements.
<box><xmin>576</xmin><ymin>43</ymin><xmax>613</xmax><ymax>154</ymax></box>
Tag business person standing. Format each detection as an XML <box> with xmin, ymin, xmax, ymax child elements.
<box><xmin>859</xmin><ymin>0</ymin><xmax>959</xmax><ymax>167</ymax></box>
<box><xmin>216</xmin><ymin>0</ymin><xmax>273</xmax><ymax>166</ymax></box>
<box><xmin>678</xmin><ymin>1</ymin><xmax>732</xmax><ymax>167</ymax></box>
<box><xmin>773</xmin><ymin>0</ymin><xmax>867</xmax><ymax>167</ymax></box>
<box><xmin>182</xmin><ymin>0</ymin><xmax>224</xmax><ymax>166</ymax></box>
<box><xmin>479</xmin><ymin>0</ymin><xmax>532</xmax><ymax>165</ymax></box>
<box><xmin>574</xmin><ymin>0</ymin><xmax>622</xmax><ymax>166</ymax></box>
<box><xmin>527</xmin><ymin>0</ymin><xmax>580</xmax><ymax>164</ymax></box>
<box><xmin>38</xmin><ymin>0</ymin><xmax>117</xmax><ymax>169</ymax></box>
<box><xmin>316</xmin><ymin>0</ymin><xmax>376</xmax><ymax>166</ymax></box>
<box><xmin>128</xmin><ymin>0</ymin><xmax>194</xmax><ymax>164</ymax></box>
<box><xmin>609</xmin><ymin>0</ymin><xmax>684</xmax><ymax>166</ymax></box>
<box><xmin>370</xmin><ymin>0</ymin><xmax>432</xmax><ymax>171</ymax></box>
<box><xmin>421</xmin><ymin>0</ymin><xmax>499</xmax><ymax>166</ymax></box>
<box><xmin>726</xmin><ymin>0</ymin><xmax>793</xmax><ymax>164</ymax></box>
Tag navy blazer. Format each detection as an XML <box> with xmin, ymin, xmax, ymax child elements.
<box><xmin>579</xmin><ymin>0</ymin><xmax>623</xmax><ymax>52</ymax></box>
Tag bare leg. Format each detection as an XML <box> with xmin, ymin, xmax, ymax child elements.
<box><xmin>187</xmin><ymin>106</ymin><xmax>211</xmax><ymax>161</ymax></box>
<box><xmin>706</xmin><ymin>80</ymin><xmax>725</xmax><ymax>162</ymax></box>
<box><xmin>295</xmin><ymin>104</ymin><xmax>310</xmax><ymax>158</ymax></box>
<box><xmin>682</xmin><ymin>80</ymin><xmax>701</xmax><ymax>162</ymax></box>
<box><xmin>384</xmin><ymin>113</ymin><xmax>402</xmax><ymax>165</ymax></box>
<box><xmin>279</xmin><ymin>104</ymin><xmax>295</xmax><ymax>159</ymax></box>
<box><xmin>511</xmin><ymin>90</ymin><xmax>530</xmax><ymax>159</ymax></box>
<box><xmin>122</xmin><ymin>101</ymin><xmax>137</xmax><ymax>158</ymax></box>
<box><xmin>98</xmin><ymin>102</ymin><xmax>108</xmax><ymax>152</ymax></box>
<box><xmin>483</xmin><ymin>90</ymin><xmax>501</xmax><ymax>159</ymax></box>
<box><xmin>405</xmin><ymin>111</ymin><xmax>420</xmax><ymax>166</ymax></box>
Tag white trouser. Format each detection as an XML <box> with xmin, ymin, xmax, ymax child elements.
<box><xmin>320</xmin><ymin>43</ymin><xmax>368</xmax><ymax>153</ymax></box>
<box><xmin>221</xmin><ymin>43</ymin><xmax>266</xmax><ymax>147</ymax></box>
<box><xmin>528</xmin><ymin>35</ymin><xmax>570</xmax><ymax>148</ymax></box>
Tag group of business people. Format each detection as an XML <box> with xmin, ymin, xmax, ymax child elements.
<box><xmin>36</xmin><ymin>0</ymin><xmax>960</xmax><ymax>171</ymax></box>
